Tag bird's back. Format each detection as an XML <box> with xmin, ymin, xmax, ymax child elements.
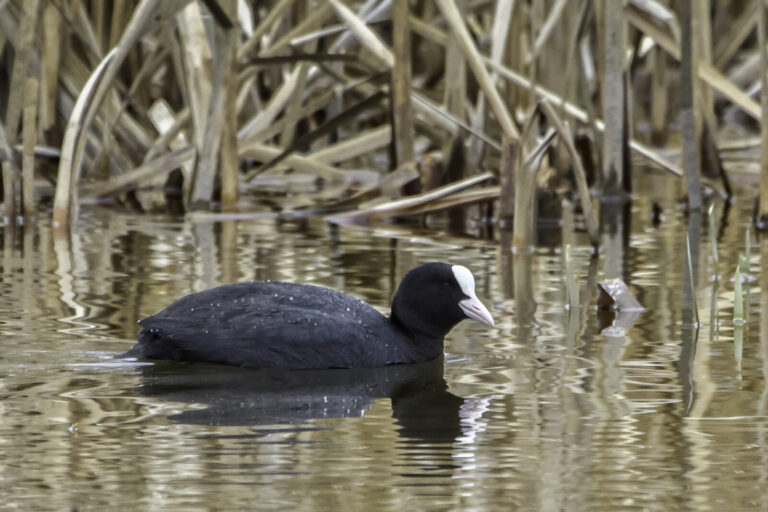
<box><xmin>125</xmin><ymin>282</ymin><xmax>413</xmax><ymax>369</ymax></box>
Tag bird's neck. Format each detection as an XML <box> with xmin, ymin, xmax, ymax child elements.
<box><xmin>389</xmin><ymin>311</ymin><xmax>445</xmax><ymax>359</ymax></box>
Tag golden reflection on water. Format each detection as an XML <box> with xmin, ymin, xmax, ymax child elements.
<box><xmin>0</xmin><ymin>179</ymin><xmax>767</xmax><ymax>510</ymax></box>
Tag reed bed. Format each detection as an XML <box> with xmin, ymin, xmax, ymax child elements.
<box><xmin>0</xmin><ymin>0</ymin><xmax>765</xmax><ymax>237</ymax></box>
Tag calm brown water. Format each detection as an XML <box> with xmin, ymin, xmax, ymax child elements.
<box><xmin>1</xmin><ymin>173</ymin><xmax>767</xmax><ymax>511</ymax></box>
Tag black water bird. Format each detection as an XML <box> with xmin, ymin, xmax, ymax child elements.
<box><xmin>122</xmin><ymin>262</ymin><xmax>494</xmax><ymax>369</ymax></box>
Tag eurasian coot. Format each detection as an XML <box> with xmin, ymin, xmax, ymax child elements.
<box><xmin>122</xmin><ymin>262</ymin><xmax>494</xmax><ymax>369</ymax></box>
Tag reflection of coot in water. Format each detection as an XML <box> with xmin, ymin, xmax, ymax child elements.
<box><xmin>135</xmin><ymin>358</ymin><xmax>488</xmax><ymax>443</ymax></box>
<box><xmin>123</xmin><ymin>263</ymin><xmax>493</xmax><ymax>369</ymax></box>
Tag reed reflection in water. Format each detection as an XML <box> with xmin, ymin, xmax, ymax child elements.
<box><xmin>0</xmin><ymin>181</ymin><xmax>767</xmax><ymax>510</ymax></box>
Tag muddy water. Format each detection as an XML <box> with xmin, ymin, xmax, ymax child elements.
<box><xmin>1</xmin><ymin>173</ymin><xmax>766</xmax><ymax>511</ymax></box>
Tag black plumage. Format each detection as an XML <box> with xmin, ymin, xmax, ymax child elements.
<box><xmin>122</xmin><ymin>262</ymin><xmax>493</xmax><ymax>369</ymax></box>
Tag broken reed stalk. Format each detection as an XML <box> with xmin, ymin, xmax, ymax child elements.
<box><xmin>326</xmin><ymin>172</ymin><xmax>494</xmax><ymax>224</ymax></box>
<box><xmin>436</xmin><ymin>0</ymin><xmax>520</xmax><ymax>142</ymax></box>
<box><xmin>0</xmin><ymin>158</ymin><xmax>13</xmax><ymax>222</ymax></box>
<box><xmin>238</xmin><ymin>66</ymin><xmax>304</xmax><ymax>140</ymax></box>
<box><xmin>82</xmin><ymin>145</ymin><xmax>195</xmax><ymax>199</ymax></box>
<box><xmin>626</xmin><ymin>4</ymin><xmax>760</xmax><ymax>122</ymax></box>
<box><xmin>454</xmin><ymin>44</ymin><xmax>683</xmax><ymax>175</ymax></box>
<box><xmin>680</xmin><ymin>0</ymin><xmax>703</xmax><ymax>210</ymax></box>
<box><xmin>4</xmin><ymin>0</ymin><xmax>40</xmax><ymax>147</ymax></box>
<box><xmin>327</xmin><ymin>0</ymin><xmax>393</xmax><ymax>68</ymax></box>
<box><xmin>458</xmin><ymin>0</ymin><xmax>503</xmax><ymax>163</ymax></box>
<box><xmin>179</xmin><ymin>2</ymin><xmax>216</xmax><ymax>209</ymax></box>
<box><xmin>443</xmin><ymin>0</ymin><xmax>467</xmax><ymax>172</ymax></box>
<box><xmin>53</xmin><ymin>0</ymin><xmax>159</xmax><ymax>224</ymax></box>
<box><xmin>248</xmin><ymin>91</ymin><xmax>388</xmax><ymax>178</ymax></box>
<box><xmin>716</xmin><ymin>2</ymin><xmax>757</xmax><ymax>68</ymax></box>
<box><xmin>474</xmin><ymin>0</ymin><xmax>513</xmax><ymax>168</ymax></box>
<box><xmin>49</xmin><ymin>3</ymin><xmax>684</xmax><ymax>223</ymax></box>
<box><xmin>53</xmin><ymin>48</ymin><xmax>118</xmax><ymax>225</ymax></box>
<box><xmin>528</xmin><ymin>0</ymin><xmax>568</xmax><ymax>66</ymax></box>
<box><xmin>4</xmin><ymin>0</ymin><xmax>41</xmax><ymax>220</ymax></box>
<box><xmin>237</xmin><ymin>0</ymin><xmax>294</xmax><ymax>61</ymax></box>
<box><xmin>540</xmin><ymin>100</ymin><xmax>599</xmax><ymax>247</ymax></box>
<box><xmin>40</xmin><ymin>3</ymin><xmax>62</xmax><ymax>132</ymax></box>
<box><xmin>392</xmin><ymin>0</ymin><xmax>414</xmax><ymax>167</ymax></box>
<box><xmin>497</xmin><ymin>128</ymin><xmax>556</xmax><ymax>227</ymax></box>
<box><xmin>21</xmin><ymin>77</ymin><xmax>38</xmax><ymax>219</ymax></box>
<box><xmin>513</xmin><ymin>107</ymin><xmax>546</xmax><ymax>250</ymax></box>
<box><xmin>219</xmin><ymin>0</ymin><xmax>239</xmax><ymax>211</ymax></box>
<box><xmin>498</xmin><ymin>134</ymin><xmax>518</xmax><ymax>225</ymax></box>
<box><xmin>650</xmin><ymin>46</ymin><xmax>668</xmax><ymax>145</ymax></box>
<box><xmin>278</xmin><ymin>58</ymin><xmax>311</xmax><ymax>146</ymax></box>
<box><xmin>694</xmin><ymin>0</ymin><xmax>716</xmax><ymax>132</ymax></box>
<box><xmin>16</xmin><ymin>0</ymin><xmax>764</xmax><ymax>228</ymax></box>
<box><xmin>602</xmin><ymin>0</ymin><xmax>625</xmax><ymax>199</ymax></box>
<box><xmin>759</xmin><ymin>0</ymin><xmax>768</xmax><ymax>226</ymax></box>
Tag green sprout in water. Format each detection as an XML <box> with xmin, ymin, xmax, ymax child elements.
<box><xmin>708</xmin><ymin>204</ymin><xmax>718</xmax><ymax>277</ymax></box>
<box><xmin>739</xmin><ymin>229</ymin><xmax>751</xmax><ymax>275</ymax></box>
<box><xmin>709</xmin><ymin>278</ymin><xmax>719</xmax><ymax>342</ymax></box>
<box><xmin>733</xmin><ymin>266</ymin><xmax>744</xmax><ymax>326</ymax></box>
<box><xmin>733</xmin><ymin>265</ymin><xmax>745</xmax><ymax>373</ymax></box>
<box><xmin>708</xmin><ymin>204</ymin><xmax>719</xmax><ymax>340</ymax></box>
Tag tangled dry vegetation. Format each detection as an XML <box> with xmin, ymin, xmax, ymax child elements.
<box><xmin>0</xmin><ymin>0</ymin><xmax>766</xmax><ymax>241</ymax></box>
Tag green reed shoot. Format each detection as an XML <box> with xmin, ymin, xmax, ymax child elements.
<box><xmin>565</xmin><ymin>244</ymin><xmax>579</xmax><ymax>311</ymax></box>
<box><xmin>739</xmin><ymin>229</ymin><xmax>751</xmax><ymax>275</ymax></box>
<box><xmin>733</xmin><ymin>265</ymin><xmax>745</xmax><ymax>372</ymax></box>
<box><xmin>734</xmin><ymin>266</ymin><xmax>744</xmax><ymax>326</ymax></box>
<box><xmin>709</xmin><ymin>278</ymin><xmax>719</xmax><ymax>342</ymax></box>
<box><xmin>708</xmin><ymin>203</ymin><xmax>718</xmax><ymax>274</ymax></box>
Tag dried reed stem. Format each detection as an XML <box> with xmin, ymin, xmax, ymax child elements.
<box><xmin>219</xmin><ymin>0</ymin><xmax>239</xmax><ymax>211</ymax></box>
<box><xmin>22</xmin><ymin>77</ymin><xmax>38</xmax><ymax>219</ymax></box>
<box><xmin>759</xmin><ymin>0</ymin><xmax>768</xmax><ymax>225</ymax></box>
<box><xmin>602</xmin><ymin>0</ymin><xmax>625</xmax><ymax>199</ymax></box>
<box><xmin>650</xmin><ymin>47</ymin><xmax>668</xmax><ymax>144</ymax></box>
<box><xmin>540</xmin><ymin>100</ymin><xmax>599</xmax><ymax>247</ymax></box>
<box><xmin>436</xmin><ymin>0</ymin><xmax>520</xmax><ymax>142</ymax></box>
<box><xmin>4</xmin><ymin>0</ymin><xmax>41</xmax><ymax>220</ymax></box>
<box><xmin>498</xmin><ymin>135</ymin><xmax>518</xmax><ymax>224</ymax></box>
<box><xmin>40</xmin><ymin>3</ymin><xmax>61</xmax><ymax>131</ymax></box>
<box><xmin>53</xmin><ymin>0</ymin><xmax>160</xmax><ymax>224</ymax></box>
<box><xmin>392</xmin><ymin>0</ymin><xmax>414</xmax><ymax>166</ymax></box>
<box><xmin>680</xmin><ymin>0</ymin><xmax>703</xmax><ymax>210</ymax></box>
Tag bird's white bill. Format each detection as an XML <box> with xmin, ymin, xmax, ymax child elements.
<box><xmin>459</xmin><ymin>295</ymin><xmax>494</xmax><ymax>327</ymax></box>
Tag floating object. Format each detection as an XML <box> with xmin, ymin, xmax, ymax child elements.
<box><xmin>597</xmin><ymin>278</ymin><xmax>643</xmax><ymax>311</ymax></box>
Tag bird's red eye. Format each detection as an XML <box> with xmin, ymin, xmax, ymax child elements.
<box><xmin>442</xmin><ymin>282</ymin><xmax>451</xmax><ymax>289</ymax></box>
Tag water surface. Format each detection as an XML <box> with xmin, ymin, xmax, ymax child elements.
<box><xmin>1</xmin><ymin>174</ymin><xmax>767</xmax><ymax>511</ymax></box>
